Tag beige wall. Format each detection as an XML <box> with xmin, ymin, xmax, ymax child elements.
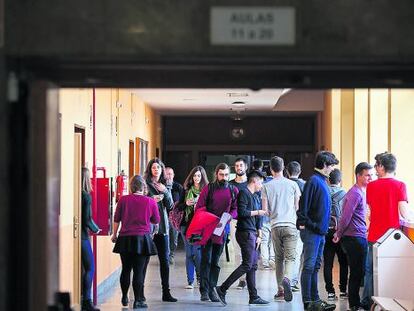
<box><xmin>58</xmin><ymin>88</ymin><xmax>161</xmax><ymax>298</ymax></box>
<box><xmin>324</xmin><ymin>89</ymin><xmax>414</xmax><ymax>198</ymax></box>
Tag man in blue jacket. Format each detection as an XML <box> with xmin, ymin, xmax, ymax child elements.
<box><xmin>296</xmin><ymin>151</ymin><xmax>339</xmax><ymax>311</ymax></box>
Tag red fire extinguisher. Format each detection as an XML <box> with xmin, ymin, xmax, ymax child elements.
<box><xmin>115</xmin><ymin>170</ymin><xmax>128</xmax><ymax>202</ymax></box>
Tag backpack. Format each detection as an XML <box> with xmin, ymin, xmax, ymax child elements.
<box><xmin>329</xmin><ymin>189</ymin><xmax>347</xmax><ymax>230</ymax></box>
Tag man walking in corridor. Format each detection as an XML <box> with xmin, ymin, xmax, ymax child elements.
<box><xmin>195</xmin><ymin>163</ymin><xmax>238</xmax><ymax>302</ymax></box>
<box><xmin>297</xmin><ymin>151</ymin><xmax>339</xmax><ymax>311</ymax></box>
<box><xmin>262</xmin><ymin>156</ymin><xmax>301</xmax><ymax>303</ymax></box>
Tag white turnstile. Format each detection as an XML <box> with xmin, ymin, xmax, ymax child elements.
<box><xmin>373</xmin><ymin>228</ymin><xmax>414</xmax><ymax>300</ymax></box>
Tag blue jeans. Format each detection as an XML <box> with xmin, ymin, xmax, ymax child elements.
<box><xmin>81</xmin><ymin>239</ymin><xmax>95</xmax><ymax>302</ymax></box>
<box><xmin>361</xmin><ymin>243</ymin><xmax>373</xmax><ymax>308</ymax></box>
<box><xmin>300</xmin><ymin>229</ymin><xmax>325</xmax><ymax>303</ymax></box>
<box><xmin>180</xmin><ymin>226</ymin><xmax>201</xmax><ymax>284</ymax></box>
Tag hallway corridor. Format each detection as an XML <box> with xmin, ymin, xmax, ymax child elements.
<box><xmin>99</xmin><ymin>250</ymin><xmax>349</xmax><ymax>311</ymax></box>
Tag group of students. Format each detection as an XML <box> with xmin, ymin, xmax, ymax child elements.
<box><xmin>79</xmin><ymin>150</ymin><xmax>411</xmax><ymax>311</ymax></box>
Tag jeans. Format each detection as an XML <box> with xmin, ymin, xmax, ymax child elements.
<box><xmin>180</xmin><ymin>226</ymin><xmax>201</xmax><ymax>284</ymax></box>
<box><xmin>200</xmin><ymin>238</ymin><xmax>225</xmax><ymax>295</ymax></box>
<box><xmin>119</xmin><ymin>253</ymin><xmax>150</xmax><ymax>301</ymax></box>
<box><xmin>169</xmin><ymin>221</ymin><xmax>180</xmax><ymax>258</ymax></box>
<box><xmin>361</xmin><ymin>242</ymin><xmax>374</xmax><ymax>308</ymax></box>
<box><xmin>81</xmin><ymin>239</ymin><xmax>95</xmax><ymax>302</ymax></box>
<box><xmin>272</xmin><ymin>226</ymin><xmax>298</xmax><ymax>290</ymax></box>
<box><xmin>300</xmin><ymin>229</ymin><xmax>325</xmax><ymax>303</ymax></box>
<box><xmin>220</xmin><ymin>231</ymin><xmax>259</xmax><ymax>300</ymax></box>
<box><xmin>323</xmin><ymin>231</ymin><xmax>348</xmax><ymax>294</ymax></box>
<box><xmin>341</xmin><ymin>236</ymin><xmax>367</xmax><ymax>308</ymax></box>
<box><xmin>153</xmin><ymin>233</ymin><xmax>171</xmax><ymax>291</ymax></box>
<box><xmin>292</xmin><ymin>237</ymin><xmax>304</xmax><ymax>286</ymax></box>
<box><xmin>260</xmin><ymin>222</ymin><xmax>275</xmax><ymax>267</ymax></box>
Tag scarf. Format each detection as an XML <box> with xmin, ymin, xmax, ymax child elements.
<box><xmin>184</xmin><ymin>185</ymin><xmax>201</xmax><ymax>222</ymax></box>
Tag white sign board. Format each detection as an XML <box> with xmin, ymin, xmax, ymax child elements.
<box><xmin>210</xmin><ymin>7</ymin><xmax>295</xmax><ymax>46</ymax></box>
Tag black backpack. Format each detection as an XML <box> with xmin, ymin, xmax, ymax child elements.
<box><xmin>329</xmin><ymin>189</ymin><xmax>346</xmax><ymax>230</ymax></box>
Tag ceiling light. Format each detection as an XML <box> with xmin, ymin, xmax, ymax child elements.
<box><xmin>231</xmin><ymin>101</ymin><xmax>246</xmax><ymax>107</ymax></box>
<box><xmin>227</xmin><ymin>92</ymin><xmax>249</xmax><ymax>97</ymax></box>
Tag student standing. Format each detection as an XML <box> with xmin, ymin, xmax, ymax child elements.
<box><xmin>333</xmin><ymin>162</ymin><xmax>373</xmax><ymax>311</ymax></box>
<box><xmin>81</xmin><ymin>167</ymin><xmax>101</xmax><ymax>311</ymax></box>
<box><xmin>361</xmin><ymin>152</ymin><xmax>410</xmax><ymax>309</ymax></box>
<box><xmin>296</xmin><ymin>151</ymin><xmax>339</xmax><ymax>311</ymax></box>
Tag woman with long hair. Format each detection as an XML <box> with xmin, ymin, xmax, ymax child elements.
<box><xmin>144</xmin><ymin>158</ymin><xmax>177</xmax><ymax>302</ymax></box>
<box><xmin>81</xmin><ymin>167</ymin><xmax>101</xmax><ymax>311</ymax></box>
<box><xmin>112</xmin><ymin>175</ymin><xmax>160</xmax><ymax>309</ymax></box>
<box><xmin>177</xmin><ymin>166</ymin><xmax>209</xmax><ymax>289</ymax></box>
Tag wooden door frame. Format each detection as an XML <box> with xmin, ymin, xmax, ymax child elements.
<box><xmin>73</xmin><ymin>132</ymin><xmax>82</xmax><ymax>310</ymax></box>
<box><xmin>129</xmin><ymin>140</ymin><xmax>134</xmax><ymax>179</ymax></box>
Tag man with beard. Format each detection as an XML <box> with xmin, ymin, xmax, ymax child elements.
<box><xmin>229</xmin><ymin>157</ymin><xmax>248</xmax><ymax>289</ymax></box>
<box><xmin>195</xmin><ymin>163</ymin><xmax>238</xmax><ymax>302</ymax></box>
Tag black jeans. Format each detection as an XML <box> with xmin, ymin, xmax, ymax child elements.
<box><xmin>153</xmin><ymin>233</ymin><xmax>171</xmax><ymax>291</ymax></box>
<box><xmin>220</xmin><ymin>231</ymin><xmax>259</xmax><ymax>300</ymax></box>
<box><xmin>323</xmin><ymin>231</ymin><xmax>348</xmax><ymax>293</ymax></box>
<box><xmin>119</xmin><ymin>253</ymin><xmax>150</xmax><ymax>301</ymax></box>
<box><xmin>341</xmin><ymin>236</ymin><xmax>367</xmax><ymax>308</ymax></box>
<box><xmin>200</xmin><ymin>238</ymin><xmax>225</xmax><ymax>295</ymax></box>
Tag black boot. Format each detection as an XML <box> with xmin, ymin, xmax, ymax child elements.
<box><xmin>81</xmin><ymin>300</ymin><xmax>100</xmax><ymax>311</ymax></box>
<box><xmin>121</xmin><ymin>294</ymin><xmax>128</xmax><ymax>306</ymax></box>
<box><xmin>162</xmin><ymin>289</ymin><xmax>177</xmax><ymax>302</ymax></box>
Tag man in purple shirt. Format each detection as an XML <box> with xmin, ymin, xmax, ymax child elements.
<box><xmin>195</xmin><ymin>163</ymin><xmax>238</xmax><ymax>302</ymax></box>
<box><xmin>333</xmin><ymin>162</ymin><xmax>373</xmax><ymax>311</ymax></box>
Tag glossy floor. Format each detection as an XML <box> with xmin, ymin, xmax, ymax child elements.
<box><xmin>99</xmin><ymin>250</ymin><xmax>350</xmax><ymax>311</ymax></box>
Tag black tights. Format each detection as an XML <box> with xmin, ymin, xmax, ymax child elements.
<box><xmin>120</xmin><ymin>253</ymin><xmax>150</xmax><ymax>301</ymax></box>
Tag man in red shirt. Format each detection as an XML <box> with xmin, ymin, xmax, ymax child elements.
<box><xmin>361</xmin><ymin>152</ymin><xmax>410</xmax><ymax>309</ymax></box>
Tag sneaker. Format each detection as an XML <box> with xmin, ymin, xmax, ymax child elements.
<box><xmin>274</xmin><ymin>290</ymin><xmax>284</xmax><ymax>301</ymax></box>
<box><xmin>200</xmin><ymin>292</ymin><xmax>209</xmax><ymax>301</ymax></box>
<box><xmin>208</xmin><ymin>290</ymin><xmax>220</xmax><ymax>302</ymax></box>
<box><xmin>339</xmin><ymin>292</ymin><xmax>348</xmax><ymax>300</ymax></box>
<box><xmin>282</xmin><ymin>277</ymin><xmax>293</xmax><ymax>302</ymax></box>
<box><xmin>327</xmin><ymin>292</ymin><xmax>338</xmax><ymax>301</ymax></box>
<box><xmin>133</xmin><ymin>300</ymin><xmax>148</xmax><ymax>309</ymax></box>
<box><xmin>249</xmin><ymin>297</ymin><xmax>270</xmax><ymax>305</ymax></box>
<box><xmin>185</xmin><ymin>283</ymin><xmax>194</xmax><ymax>289</ymax></box>
<box><xmin>168</xmin><ymin>256</ymin><xmax>174</xmax><ymax>265</ymax></box>
<box><xmin>292</xmin><ymin>284</ymin><xmax>300</xmax><ymax>292</ymax></box>
<box><xmin>235</xmin><ymin>280</ymin><xmax>246</xmax><ymax>290</ymax></box>
<box><xmin>215</xmin><ymin>286</ymin><xmax>227</xmax><ymax>306</ymax></box>
<box><xmin>315</xmin><ymin>300</ymin><xmax>336</xmax><ymax>311</ymax></box>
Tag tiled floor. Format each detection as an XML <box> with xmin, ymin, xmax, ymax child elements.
<box><xmin>99</xmin><ymin>250</ymin><xmax>350</xmax><ymax>310</ymax></box>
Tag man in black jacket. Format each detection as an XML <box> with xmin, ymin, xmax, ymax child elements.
<box><xmin>215</xmin><ymin>171</ymin><xmax>270</xmax><ymax>306</ymax></box>
<box><xmin>165</xmin><ymin>167</ymin><xmax>184</xmax><ymax>265</ymax></box>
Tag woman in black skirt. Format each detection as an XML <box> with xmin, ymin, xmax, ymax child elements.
<box><xmin>112</xmin><ymin>175</ymin><xmax>160</xmax><ymax>308</ymax></box>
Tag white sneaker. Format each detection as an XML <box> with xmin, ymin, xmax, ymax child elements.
<box><xmin>185</xmin><ymin>283</ymin><xmax>194</xmax><ymax>289</ymax></box>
